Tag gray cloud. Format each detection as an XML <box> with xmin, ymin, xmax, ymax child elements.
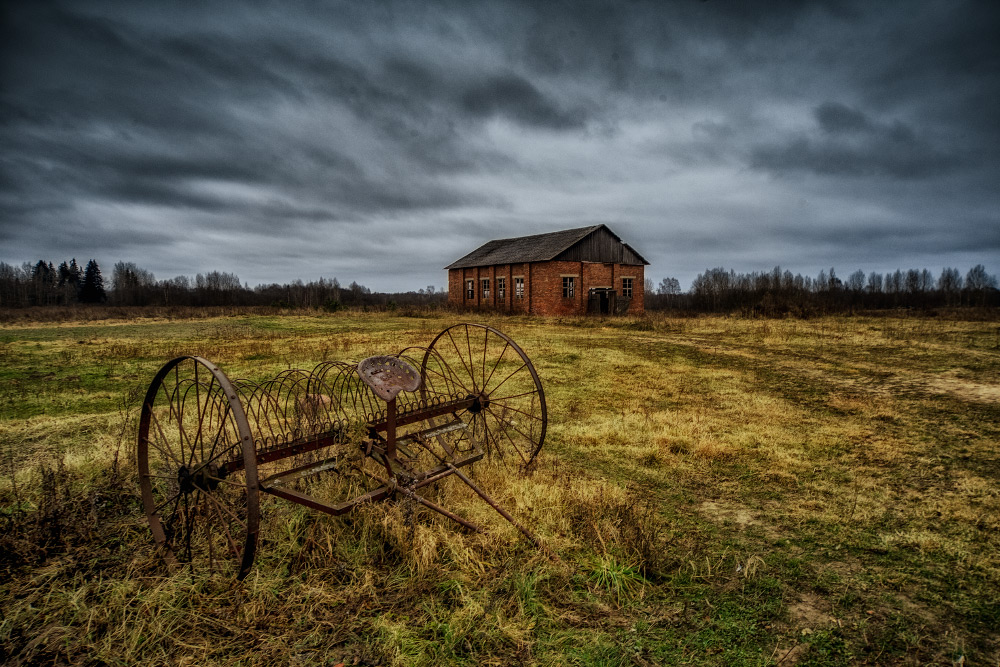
<box><xmin>460</xmin><ymin>75</ymin><xmax>585</xmax><ymax>129</ymax></box>
<box><xmin>1</xmin><ymin>0</ymin><xmax>998</xmax><ymax>291</ymax></box>
<box><xmin>750</xmin><ymin>103</ymin><xmax>961</xmax><ymax>179</ymax></box>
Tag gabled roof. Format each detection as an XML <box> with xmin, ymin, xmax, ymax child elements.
<box><xmin>445</xmin><ymin>224</ymin><xmax>648</xmax><ymax>269</ymax></box>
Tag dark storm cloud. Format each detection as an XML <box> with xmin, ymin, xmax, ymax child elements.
<box><xmin>460</xmin><ymin>75</ymin><xmax>585</xmax><ymax>129</ymax></box>
<box><xmin>1</xmin><ymin>0</ymin><xmax>998</xmax><ymax>290</ymax></box>
<box><xmin>750</xmin><ymin>102</ymin><xmax>960</xmax><ymax>179</ymax></box>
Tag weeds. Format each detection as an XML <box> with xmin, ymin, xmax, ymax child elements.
<box><xmin>1</xmin><ymin>311</ymin><xmax>998</xmax><ymax>664</ymax></box>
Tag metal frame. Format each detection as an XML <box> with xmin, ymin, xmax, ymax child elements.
<box><xmin>137</xmin><ymin>323</ymin><xmax>548</xmax><ymax>579</ymax></box>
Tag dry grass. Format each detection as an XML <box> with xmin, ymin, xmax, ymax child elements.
<box><xmin>1</xmin><ymin>310</ymin><xmax>998</xmax><ymax>665</ymax></box>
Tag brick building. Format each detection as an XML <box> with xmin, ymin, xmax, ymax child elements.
<box><xmin>446</xmin><ymin>225</ymin><xmax>649</xmax><ymax>315</ymax></box>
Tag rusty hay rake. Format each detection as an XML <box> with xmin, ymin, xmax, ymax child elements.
<box><xmin>137</xmin><ymin>323</ymin><xmax>549</xmax><ymax>579</ymax></box>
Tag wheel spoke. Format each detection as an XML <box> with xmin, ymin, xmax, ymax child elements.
<box><xmin>151</xmin><ymin>489</ymin><xmax>184</xmax><ymax>516</ymax></box>
<box><xmin>148</xmin><ymin>411</ymin><xmax>185</xmax><ymax>467</ymax></box>
<box><xmin>487</xmin><ymin>388</ymin><xmax>541</xmax><ymax>404</ymax></box>
<box><xmin>205</xmin><ymin>493</ymin><xmax>244</xmax><ymax>556</ymax></box>
<box><xmin>481</xmin><ymin>328</ymin><xmax>489</xmax><ymax>392</ymax></box>
<box><xmin>486</xmin><ymin>361</ymin><xmax>528</xmax><ymax>397</ymax></box>
<box><xmin>423</xmin><ymin>325</ymin><xmax>545</xmax><ymax>466</ymax></box>
<box><xmin>446</xmin><ymin>329</ymin><xmax>477</xmax><ymax>392</ymax></box>
<box><xmin>485</xmin><ymin>400</ymin><xmax>543</xmax><ymax>424</ymax></box>
<box><xmin>139</xmin><ymin>357</ymin><xmax>255</xmax><ymax>578</ymax></box>
<box><xmin>482</xmin><ymin>341</ymin><xmax>510</xmax><ymax>392</ymax></box>
<box><xmin>485</xmin><ymin>405</ymin><xmax>537</xmax><ymax>461</ymax></box>
<box><xmin>205</xmin><ymin>474</ymin><xmax>247</xmax><ymax>489</ymax></box>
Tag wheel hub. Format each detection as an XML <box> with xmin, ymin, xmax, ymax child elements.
<box><xmin>467</xmin><ymin>392</ymin><xmax>491</xmax><ymax>414</ymax></box>
<box><xmin>177</xmin><ymin>462</ymin><xmax>224</xmax><ymax>494</ymax></box>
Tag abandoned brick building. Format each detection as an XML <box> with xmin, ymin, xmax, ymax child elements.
<box><xmin>446</xmin><ymin>225</ymin><xmax>649</xmax><ymax>316</ymax></box>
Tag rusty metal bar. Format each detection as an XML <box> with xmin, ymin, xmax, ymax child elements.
<box><xmin>368</xmin><ymin>396</ymin><xmax>476</xmax><ymax>432</ymax></box>
<box><xmin>359</xmin><ymin>468</ymin><xmax>483</xmax><ymax>533</ymax></box>
<box><xmin>258</xmin><ymin>456</ymin><xmax>342</xmax><ymax>489</ymax></box>
<box><xmin>445</xmin><ymin>463</ymin><xmax>558</xmax><ymax>561</ymax></box>
<box><xmin>262</xmin><ymin>482</ymin><xmax>392</xmax><ymax>516</ymax></box>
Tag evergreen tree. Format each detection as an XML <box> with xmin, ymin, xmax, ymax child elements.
<box><xmin>79</xmin><ymin>259</ymin><xmax>106</xmax><ymax>303</ymax></box>
<box><xmin>69</xmin><ymin>258</ymin><xmax>81</xmax><ymax>285</ymax></box>
<box><xmin>28</xmin><ymin>260</ymin><xmax>62</xmax><ymax>305</ymax></box>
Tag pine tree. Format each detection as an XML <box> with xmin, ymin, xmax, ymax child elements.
<box><xmin>79</xmin><ymin>259</ymin><xmax>106</xmax><ymax>303</ymax></box>
<box><xmin>29</xmin><ymin>260</ymin><xmax>58</xmax><ymax>305</ymax></box>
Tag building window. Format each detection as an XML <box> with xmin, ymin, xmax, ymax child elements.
<box><xmin>496</xmin><ymin>277</ymin><xmax>505</xmax><ymax>299</ymax></box>
<box><xmin>515</xmin><ymin>277</ymin><xmax>524</xmax><ymax>299</ymax></box>
<box><xmin>622</xmin><ymin>277</ymin><xmax>633</xmax><ymax>299</ymax></box>
<box><xmin>562</xmin><ymin>276</ymin><xmax>575</xmax><ymax>298</ymax></box>
<box><xmin>466</xmin><ymin>280</ymin><xmax>474</xmax><ymax>300</ymax></box>
<box><xmin>481</xmin><ymin>278</ymin><xmax>490</xmax><ymax>299</ymax></box>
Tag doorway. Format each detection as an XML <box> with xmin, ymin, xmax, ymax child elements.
<box><xmin>587</xmin><ymin>288</ymin><xmax>616</xmax><ymax>315</ymax></box>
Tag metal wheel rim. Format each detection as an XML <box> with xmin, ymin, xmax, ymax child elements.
<box><xmin>137</xmin><ymin>356</ymin><xmax>260</xmax><ymax>579</ymax></box>
<box><xmin>420</xmin><ymin>323</ymin><xmax>546</xmax><ymax>467</ymax></box>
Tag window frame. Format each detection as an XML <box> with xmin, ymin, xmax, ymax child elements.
<box><xmin>466</xmin><ymin>280</ymin><xmax>475</xmax><ymax>300</ymax></box>
<box><xmin>514</xmin><ymin>276</ymin><xmax>524</xmax><ymax>299</ymax></box>
<box><xmin>496</xmin><ymin>276</ymin><xmax>506</xmax><ymax>299</ymax></box>
<box><xmin>562</xmin><ymin>276</ymin><xmax>576</xmax><ymax>299</ymax></box>
<box><xmin>621</xmin><ymin>277</ymin><xmax>633</xmax><ymax>299</ymax></box>
<box><xmin>481</xmin><ymin>278</ymin><xmax>490</xmax><ymax>299</ymax></box>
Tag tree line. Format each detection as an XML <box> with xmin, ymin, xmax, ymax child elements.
<box><xmin>3</xmin><ymin>257</ymin><xmax>996</xmax><ymax>314</ymax></box>
<box><xmin>0</xmin><ymin>259</ymin><xmax>446</xmax><ymax>310</ymax></box>
<box><xmin>645</xmin><ymin>264</ymin><xmax>999</xmax><ymax>314</ymax></box>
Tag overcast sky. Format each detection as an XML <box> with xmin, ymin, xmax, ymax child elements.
<box><xmin>2</xmin><ymin>0</ymin><xmax>998</xmax><ymax>292</ymax></box>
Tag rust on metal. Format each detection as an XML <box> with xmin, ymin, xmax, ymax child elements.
<box><xmin>357</xmin><ymin>355</ymin><xmax>421</xmax><ymax>401</ymax></box>
<box><xmin>137</xmin><ymin>323</ymin><xmax>549</xmax><ymax>580</ymax></box>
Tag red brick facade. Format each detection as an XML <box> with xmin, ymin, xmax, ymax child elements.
<box><xmin>448</xmin><ymin>261</ymin><xmax>645</xmax><ymax>316</ymax></box>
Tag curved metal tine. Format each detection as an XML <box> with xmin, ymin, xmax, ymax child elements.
<box><xmin>147</xmin><ymin>400</ymin><xmax>185</xmax><ymax>469</ymax></box>
<box><xmin>234</xmin><ymin>380</ymin><xmax>280</xmax><ymax>447</ymax></box>
<box><xmin>256</xmin><ymin>371</ymin><xmax>301</xmax><ymax>445</ymax></box>
<box><xmin>259</xmin><ymin>376</ymin><xmax>294</xmax><ymax>445</ymax></box>
<box><xmin>411</xmin><ymin>348</ymin><xmax>446</xmax><ymax>397</ymax></box>
<box><xmin>289</xmin><ymin>371</ymin><xmax>330</xmax><ymax>464</ymax></box>
<box><xmin>412</xmin><ymin>348</ymin><xmax>458</xmax><ymax>399</ymax></box>
<box><xmin>391</xmin><ymin>352</ymin><xmax>422</xmax><ymax>413</ymax></box>
<box><xmin>172</xmin><ymin>376</ymin><xmax>215</xmax><ymax>468</ymax></box>
<box><xmin>191</xmin><ymin>399</ymin><xmax>243</xmax><ymax>473</ymax></box>
<box><xmin>309</xmin><ymin>368</ymin><xmax>346</xmax><ymax>435</ymax></box>
<box><xmin>277</xmin><ymin>370</ymin><xmax>313</xmax><ymax>432</ymax></box>
<box><xmin>319</xmin><ymin>362</ymin><xmax>361</xmax><ymax>424</ymax></box>
<box><xmin>342</xmin><ymin>369</ymin><xmax>378</xmax><ymax>421</ymax></box>
<box><xmin>198</xmin><ymin>377</ymin><xmax>240</xmax><ymax>471</ymax></box>
<box><xmin>197</xmin><ymin>389</ymin><xmax>235</xmax><ymax>467</ymax></box>
<box><xmin>429</xmin><ymin>347</ymin><xmax>472</xmax><ymax>397</ymax></box>
<box><xmin>185</xmin><ymin>372</ymin><xmax>224</xmax><ymax>469</ymax></box>
<box><xmin>167</xmin><ymin>378</ymin><xmax>197</xmax><ymax>467</ymax></box>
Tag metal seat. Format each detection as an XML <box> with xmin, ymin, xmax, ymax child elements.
<box><xmin>357</xmin><ymin>355</ymin><xmax>421</xmax><ymax>402</ymax></box>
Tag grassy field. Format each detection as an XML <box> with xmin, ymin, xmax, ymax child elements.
<box><xmin>1</xmin><ymin>309</ymin><xmax>998</xmax><ymax>665</ymax></box>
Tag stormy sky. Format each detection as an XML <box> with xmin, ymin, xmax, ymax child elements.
<box><xmin>2</xmin><ymin>0</ymin><xmax>998</xmax><ymax>292</ymax></box>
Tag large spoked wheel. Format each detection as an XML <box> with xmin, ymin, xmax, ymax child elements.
<box><xmin>137</xmin><ymin>356</ymin><xmax>260</xmax><ymax>579</ymax></box>
<box><xmin>421</xmin><ymin>323</ymin><xmax>546</xmax><ymax>468</ymax></box>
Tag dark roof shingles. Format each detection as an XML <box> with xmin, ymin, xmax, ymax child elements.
<box><xmin>445</xmin><ymin>225</ymin><xmax>602</xmax><ymax>269</ymax></box>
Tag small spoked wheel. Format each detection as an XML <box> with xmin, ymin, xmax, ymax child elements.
<box><xmin>421</xmin><ymin>324</ymin><xmax>547</xmax><ymax>468</ymax></box>
<box><xmin>137</xmin><ymin>357</ymin><xmax>259</xmax><ymax>579</ymax></box>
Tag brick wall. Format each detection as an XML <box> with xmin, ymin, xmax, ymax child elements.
<box><xmin>449</xmin><ymin>261</ymin><xmax>644</xmax><ymax>315</ymax></box>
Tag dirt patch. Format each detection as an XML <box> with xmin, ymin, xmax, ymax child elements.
<box><xmin>699</xmin><ymin>500</ymin><xmax>758</xmax><ymax>528</ymax></box>
<box><xmin>775</xmin><ymin>642</ymin><xmax>810</xmax><ymax>665</ymax></box>
<box><xmin>926</xmin><ymin>372</ymin><xmax>1000</xmax><ymax>404</ymax></box>
<box><xmin>786</xmin><ymin>591</ymin><xmax>836</xmax><ymax>629</ymax></box>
